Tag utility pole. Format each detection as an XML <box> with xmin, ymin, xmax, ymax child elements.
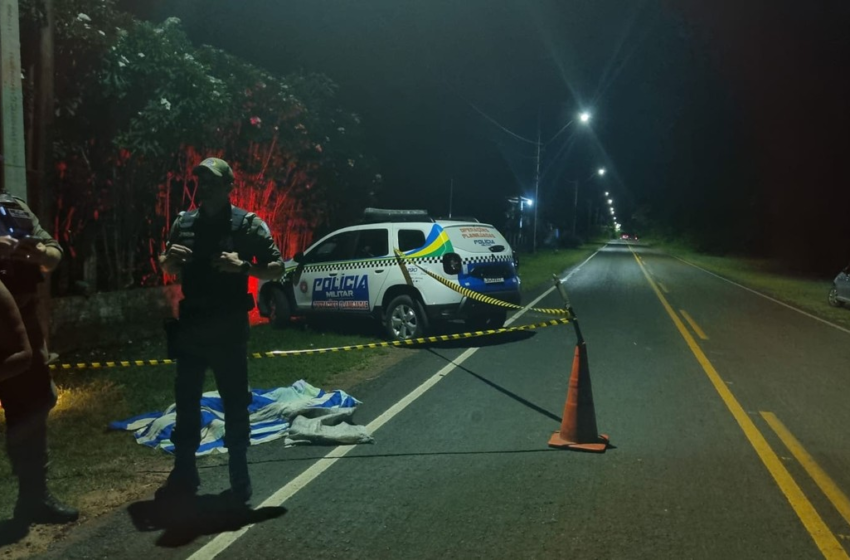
<box><xmin>532</xmin><ymin>117</ymin><xmax>541</xmax><ymax>252</ymax></box>
<box><xmin>571</xmin><ymin>179</ymin><xmax>579</xmax><ymax>236</ymax></box>
<box><xmin>449</xmin><ymin>178</ymin><xmax>453</xmax><ymax>218</ymax></box>
<box><xmin>32</xmin><ymin>0</ymin><xmax>54</xmax><ymax>221</ymax></box>
<box><xmin>0</xmin><ymin>0</ymin><xmax>28</xmax><ymax>200</ymax></box>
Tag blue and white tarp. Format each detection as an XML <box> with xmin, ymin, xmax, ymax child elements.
<box><xmin>109</xmin><ymin>379</ymin><xmax>373</xmax><ymax>456</ymax></box>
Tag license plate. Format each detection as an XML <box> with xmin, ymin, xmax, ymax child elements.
<box><xmin>484</xmin><ymin>277</ymin><xmax>504</xmax><ymax>284</ymax></box>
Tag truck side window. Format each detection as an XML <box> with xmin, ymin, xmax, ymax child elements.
<box><xmin>398</xmin><ymin>229</ymin><xmax>426</xmax><ymax>252</ymax></box>
<box><xmin>309</xmin><ymin>231</ymin><xmax>358</xmax><ymax>263</ymax></box>
<box><xmin>354</xmin><ymin>228</ymin><xmax>389</xmax><ymax>259</ymax></box>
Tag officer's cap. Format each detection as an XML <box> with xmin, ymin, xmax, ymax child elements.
<box><xmin>193</xmin><ymin>157</ymin><xmax>235</xmax><ymax>184</ymax></box>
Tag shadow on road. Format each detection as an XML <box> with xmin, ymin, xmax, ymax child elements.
<box><xmin>426</xmin><ymin>347</ymin><xmax>562</xmax><ymax>422</ymax></box>
<box><xmin>127</xmin><ymin>493</ymin><xmax>286</xmax><ymax>548</ymax></box>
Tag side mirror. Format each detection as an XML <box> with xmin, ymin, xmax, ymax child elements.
<box><xmin>293</xmin><ymin>251</ymin><xmax>304</xmax><ymax>264</ymax></box>
<box><xmin>442</xmin><ymin>253</ymin><xmax>462</xmax><ymax>275</ymax></box>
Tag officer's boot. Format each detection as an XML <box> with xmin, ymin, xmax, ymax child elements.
<box><xmin>155</xmin><ymin>451</ymin><xmax>200</xmax><ymax>504</ymax></box>
<box><xmin>13</xmin><ymin>464</ymin><xmax>79</xmax><ymax>525</ymax></box>
<box><xmin>228</xmin><ymin>448</ymin><xmax>252</xmax><ymax>503</ymax></box>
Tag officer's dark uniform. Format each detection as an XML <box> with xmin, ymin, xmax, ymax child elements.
<box><xmin>0</xmin><ymin>193</ymin><xmax>78</xmax><ymax>523</ymax></box>
<box><xmin>161</xmin><ymin>189</ymin><xmax>282</xmax><ymax>501</ymax></box>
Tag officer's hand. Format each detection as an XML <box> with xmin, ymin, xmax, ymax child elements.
<box><xmin>213</xmin><ymin>251</ymin><xmax>245</xmax><ymax>273</ymax></box>
<box><xmin>165</xmin><ymin>244</ymin><xmax>193</xmax><ymax>265</ymax></box>
<box><xmin>10</xmin><ymin>237</ymin><xmax>46</xmax><ymax>264</ymax></box>
<box><xmin>0</xmin><ymin>236</ymin><xmax>18</xmax><ymax>259</ymax></box>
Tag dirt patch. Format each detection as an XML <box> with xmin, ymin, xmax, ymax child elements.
<box><xmin>1</xmin><ymin>522</ymin><xmax>75</xmax><ymax>560</ymax></box>
<box><xmin>0</xmin><ymin>471</ymin><xmax>165</xmax><ymax>559</ymax></box>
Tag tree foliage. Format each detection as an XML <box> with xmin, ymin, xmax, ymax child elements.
<box><xmin>19</xmin><ymin>0</ymin><xmax>380</xmax><ymax>292</ymax></box>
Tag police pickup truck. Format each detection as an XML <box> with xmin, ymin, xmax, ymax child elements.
<box><xmin>258</xmin><ymin>209</ymin><xmax>521</xmax><ymax>341</ymax></box>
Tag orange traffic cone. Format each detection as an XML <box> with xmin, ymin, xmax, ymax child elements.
<box><xmin>548</xmin><ymin>342</ymin><xmax>609</xmax><ymax>452</ymax></box>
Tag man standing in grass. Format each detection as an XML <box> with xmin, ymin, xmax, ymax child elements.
<box><xmin>157</xmin><ymin>157</ymin><xmax>283</xmax><ymax>504</ymax></box>
<box><xmin>0</xmin><ymin>279</ymin><xmax>32</xmax><ymax>380</ymax></box>
<box><xmin>0</xmin><ymin>189</ymin><xmax>78</xmax><ymax>524</ymax></box>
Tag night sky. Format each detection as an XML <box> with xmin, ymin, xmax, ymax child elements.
<box><xmin>128</xmin><ymin>0</ymin><xmax>850</xmax><ymax>273</ymax></box>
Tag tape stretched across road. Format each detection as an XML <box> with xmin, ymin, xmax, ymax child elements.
<box><xmin>394</xmin><ymin>250</ymin><xmax>571</xmax><ymax>316</ymax></box>
<box><xmin>48</xmin><ymin>318</ymin><xmax>570</xmax><ymax>371</ymax></box>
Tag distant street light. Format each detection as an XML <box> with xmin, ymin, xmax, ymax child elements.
<box><xmin>605</xmin><ymin>191</ymin><xmax>609</xmax><ymax>196</ymax></box>
<box><xmin>607</xmin><ymin>199</ymin><xmax>613</xmax><ymax>205</ymax></box>
<box><xmin>567</xmin><ymin>160</ymin><xmax>608</xmax><ymax>237</ymax></box>
<box><xmin>579</xmin><ymin>112</ymin><xmax>591</xmax><ymax>124</ymax></box>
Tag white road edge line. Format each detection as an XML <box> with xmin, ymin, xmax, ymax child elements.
<box><xmin>673</xmin><ymin>256</ymin><xmax>850</xmax><ymax>336</ymax></box>
<box><xmin>188</xmin><ymin>247</ymin><xmax>604</xmax><ymax>560</ymax></box>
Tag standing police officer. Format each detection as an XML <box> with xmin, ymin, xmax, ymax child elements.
<box><xmin>0</xmin><ymin>189</ymin><xmax>79</xmax><ymax>524</ymax></box>
<box><xmin>157</xmin><ymin>158</ymin><xmax>283</xmax><ymax>503</ymax></box>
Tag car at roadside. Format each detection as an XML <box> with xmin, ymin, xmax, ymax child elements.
<box><xmin>828</xmin><ymin>263</ymin><xmax>850</xmax><ymax>308</ymax></box>
<box><xmin>257</xmin><ymin>209</ymin><xmax>521</xmax><ymax>341</ymax></box>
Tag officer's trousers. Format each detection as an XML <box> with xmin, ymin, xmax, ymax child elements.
<box><xmin>0</xmin><ymin>296</ymin><xmax>56</xmax><ymax>483</ymax></box>
<box><xmin>170</xmin><ymin>343</ymin><xmax>252</xmax><ymax>455</ymax></box>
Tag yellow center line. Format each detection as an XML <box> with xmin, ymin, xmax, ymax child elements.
<box><xmin>630</xmin><ymin>247</ymin><xmax>847</xmax><ymax>559</ymax></box>
<box><xmin>761</xmin><ymin>412</ymin><xmax>850</xmax><ymax>530</ymax></box>
<box><xmin>680</xmin><ymin>309</ymin><xmax>709</xmax><ymax>340</ymax></box>
<box><xmin>658</xmin><ymin>282</ymin><xmax>670</xmax><ymax>294</ymax></box>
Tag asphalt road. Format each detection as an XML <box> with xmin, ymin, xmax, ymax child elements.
<box><xmin>37</xmin><ymin>241</ymin><xmax>850</xmax><ymax>559</ymax></box>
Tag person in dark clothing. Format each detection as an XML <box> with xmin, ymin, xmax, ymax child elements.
<box><xmin>157</xmin><ymin>158</ymin><xmax>283</xmax><ymax>504</ymax></box>
<box><xmin>0</xmin><ymin>191</ymin><xmax>79</xmax><ymax>524</ymax></box>
<box><xmin>0</xmin><ymin>278</ymin><xmax>32</xmax><ymax>385</ymax></box>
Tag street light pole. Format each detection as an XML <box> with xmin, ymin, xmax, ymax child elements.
<box><xmin>532</xmin><ymin>119</ymin><xmax>541</xmax><ymax>253</ymax></box>
<box><xmin>571</xmin><ymin>179</ymin><xmax>579</xmax><ymax>236</ymax></box>
<box><xmin>449</xmin><ymin>178</ymin><xmax>453</xmax><ymax>218</ymax></box>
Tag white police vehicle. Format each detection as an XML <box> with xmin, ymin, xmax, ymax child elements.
<box><xmin>258</xmin><ymin>209</ymin><xmax>521</xmax><ymax>341</ymax></box>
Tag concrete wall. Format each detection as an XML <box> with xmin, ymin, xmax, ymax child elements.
<box><xmin>48</xmin><ymin>285</ymin><xmax>182</xmax><ymax>352</ymax></box>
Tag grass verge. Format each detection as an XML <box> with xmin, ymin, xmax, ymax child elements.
<box><xmin>653</xmin><ymin>239</ymin><xmax>850</xmax><ymax>331</ymax></box>
<box><xmin>0</xmin><ymin>320</ymin><xmax>390</xmax><ymax>522</ymax></box>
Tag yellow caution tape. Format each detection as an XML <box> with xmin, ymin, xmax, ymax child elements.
<box><xmin>256</xmin><ymin>317</ymin><xmax>569</xmax><ymax>357</ymax></box>
<box><xmin>49</xmin><ymin>359</ymin><xmax>177</xmax><ymax>371</ymax></box>
<box><xmin>48</xmin><ymin>318</ymin><xmax>570</xmax><ymax>371</ymax></box>
<box><xmin>392</xmin><ymin>249</ymin><xmax>571</xmax><ymax>316</ymax></box>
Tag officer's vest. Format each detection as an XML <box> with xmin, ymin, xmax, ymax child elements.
<box><xmin>174</xmin><ymin>206</ymin><xmax>257</xmax><ymax>309</ymax></box>
<box><xmin>0</xmin><ymin>193</ymin><xmax>42</xmax><ymax>294</ymax></box>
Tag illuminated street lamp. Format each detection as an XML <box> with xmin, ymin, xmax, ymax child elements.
<box><xmin>598</xmin><ymin>168</ymin><xmax>606</xmax><ymax>176</ymax></box>
<box><xmin>607</xmin><ymin>199</ymin><xmax>613</xmax><ymax>205</ymax></box>
<box><xmin>579</xmin><ymin>112</ymin><xmax>591</xmax><ymax>124</ymax></box>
